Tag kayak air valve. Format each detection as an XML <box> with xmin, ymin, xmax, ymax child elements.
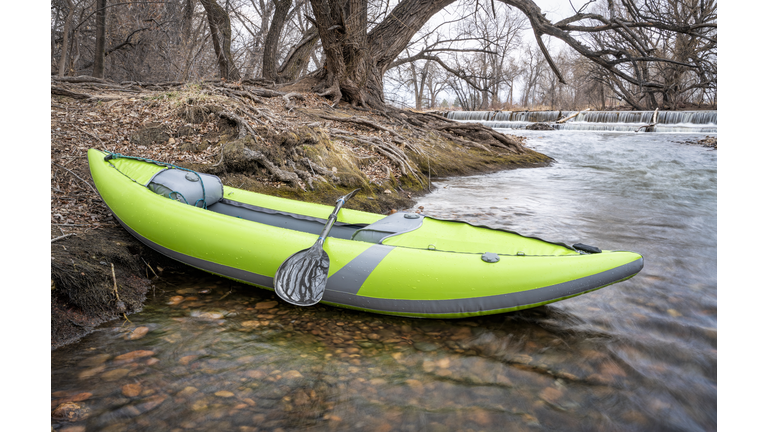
<box><xmin>482</xmin><ymin>252</ymin><xmax>500</xmax><ymax>263</ymax></box>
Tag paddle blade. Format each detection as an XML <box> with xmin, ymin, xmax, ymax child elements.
<box><xmin>274</xmin><ymin>240</ymin><xmax>330</xmax><ymax>306</ymax></box>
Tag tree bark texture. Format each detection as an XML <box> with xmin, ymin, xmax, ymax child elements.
<box><xmin>92</xmin><ymin>0</ymin><xmax>107</xmax><ymax>78</ymax></box>
<box><xmin>200</xmin><ymin>0</ymin><xmax>241</xmax><ymax>81</ymax></box>
<box><xmin>307</xmin><ymin>0</ymin><xmax>456</xmax><ymax>109</ymax></box>
<box><xmin>262</xmin><ymin>0</ymin><xmax>293</xmax><ymax>81</ymax></box>
<box><xmin>277</xmin><ymin>26</ymin><xmax>320</xmax><ymax>82</ymax></box>
<box><xmin>58</xmin><ymin>0</ymin><xmax>75</xmax><ymax>77</ymax></box>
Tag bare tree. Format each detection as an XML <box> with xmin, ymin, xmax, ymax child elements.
<box><xmin>50</xmin><ymin>0</ymin><xmax>716</xmax><ymax>111</ymax></box>
<box><xmin>92</xmin><ymin>0</ymin><xmax>107</xmax><ymax>78</ymax></box>
<box><xmin>497</xmin><ymin>0</ymin><xmax>717</xmax><ymax>109</ymax></box>
<box><xmin>200</xmin><ymin>0</ymin><xmax>241</xmax><ymax>80</ymax></box>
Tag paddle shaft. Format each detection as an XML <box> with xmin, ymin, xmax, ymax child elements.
<box><xmin>317</xmin><ymin>194</ymin><xmax>352</xmax><ymax>242</ymax></box>
<box><xmin>273</xmin><ymin>188</ymin><xmax>360</xmax><ymax>306</ymax></box>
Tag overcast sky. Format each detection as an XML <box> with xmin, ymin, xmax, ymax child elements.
<box><xmin>392</xmin><ymin>1</ymin><xmax>593</xmax><ymax>108</ymax></box>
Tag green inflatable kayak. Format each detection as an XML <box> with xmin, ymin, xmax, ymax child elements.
<box><xmin>88</xmin><ymin>149</ymin><xmax>643</xmax><ymax>318</ymax></box>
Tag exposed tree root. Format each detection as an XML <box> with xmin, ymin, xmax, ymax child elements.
<box><xmin>52</xmin><ymin>78</ymin><xmax>539</xmax><ymax>199</ymax></box>
<box><xmin>242</xmin><ymin>147</ymin><xmax>307</xmax><ymax>190</ymax></box>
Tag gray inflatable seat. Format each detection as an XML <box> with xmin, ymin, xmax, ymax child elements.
<box><xmin>351</xmin><ymin>212</ymin><xmax>424</xmax><ymax>243</ymax></box>
<box><xmin>147</xmin><ymin>168</ymin><xmax>223</xmax><ymax>208</ymax></box>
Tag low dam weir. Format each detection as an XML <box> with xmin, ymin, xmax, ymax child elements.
<box><xmin>443</xmin><ymin>110</ymin><xmax>717</xmax><ymax>133</ymax></box>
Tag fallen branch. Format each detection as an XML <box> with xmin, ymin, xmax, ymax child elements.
<box><xmin>51</xmin><ymin>86</ymin><xmax>91</xmax><ymax>100</ymax></box>
<box><xmin>51</xmin><ymin>85</ymin><xmax>123</xmax><ymax>102</ymax></box>
<box><xmin>635</xmin><ymin>108</ymin><xmax>659</xmax><ymax>132</ymax></box>
<box><xmin>51</xmin><ymin>233</ymin><xmax>77</xmax><ymax>243</ymax></box>
<box><xmin>111</xmin><ymin>263</ymin><xmax>131</xmax><ymax>322</ymax></box>
<box><xmin>557</xmin><ymin>108</ymin><xmax>591</xmax><ymax>123</ymax></box>
<box><xmin>52</xmin><ymin>75</ymin><xmax>110</xmax><ymax>84</ymax></box>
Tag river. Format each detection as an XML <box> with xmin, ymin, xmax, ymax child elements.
<box><xmin>51</xmin><ymin>121</ymin><xmax>717</xmax><ymax>431</ymax></box>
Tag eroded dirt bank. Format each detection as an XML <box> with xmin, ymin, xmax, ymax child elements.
<box><xmin>51</xmin><ymin>79</ymin><xmax>553</xmax><ymax>349</ymax></box>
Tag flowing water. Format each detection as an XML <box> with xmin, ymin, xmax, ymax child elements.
<box><xmin>445</xmin><ymin>110</ymin><xmax>717</xmax><ymax>134</ymax></box>
<box><xmin>51</xmin><ymin>122</ymin><xmax>717</xmax><ymax>431</ymax></box>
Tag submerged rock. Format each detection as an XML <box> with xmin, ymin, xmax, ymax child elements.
<box><xmin>52</xmin><ymin>402</ymin><xmax>89</xmax><ymax>422</ymax></box>
<box><xmin>526</xmin><ymin>122</ymin><xmax>556</xmax><ymax>131</ymax></box>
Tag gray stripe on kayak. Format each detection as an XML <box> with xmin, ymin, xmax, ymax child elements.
<box><xmin>113</xmin><ymin>214</ymin><xmax>275</xmax><ymax>288</ymax></box>
<box><xmin>326</xmin><ymin>244</ymin><xmax>395</xmax><ymax>294</ymax></box>
<box><xmin>107</xmin><ymin>203</ymin><xmax>642</xmax><ymax>316</ymax></box>
<box><xmin>322</xmin><ymin>257</ymin><xmax>644</xmax><ymax>316</ymax></box>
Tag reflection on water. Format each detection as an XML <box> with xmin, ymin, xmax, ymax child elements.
<box><xmin>51</xmin><ymin>131</ymin><xmax>716</xmax><ymax>431</ymax></box>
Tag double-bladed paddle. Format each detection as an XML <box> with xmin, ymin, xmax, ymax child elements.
<box><xmin>274</xmin><ymin>188</ymin><xmax>361</xmax><ymax>306</ymax></box>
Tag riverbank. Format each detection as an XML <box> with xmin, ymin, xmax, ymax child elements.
<box><xmin>51</xmin><ymin>80</ymin><xmax>552</xmax><ymax>349</ymax></box>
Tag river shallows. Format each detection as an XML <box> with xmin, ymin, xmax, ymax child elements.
<box><xmin>51</xmin><ymin>131</ymin><xmax>716</xmax><ymax>431</ymax></box>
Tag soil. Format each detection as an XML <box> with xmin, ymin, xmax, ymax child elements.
<box><xmin>50</xmin><ymin>79</ymin><xmax>554</xmax><ymax>349</ymax></box>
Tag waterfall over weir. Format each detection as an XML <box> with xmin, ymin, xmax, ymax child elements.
<box><xmin>443</xmin><ymin>110</ymin><xmax>717</xmax><ymax>133</ymax></box>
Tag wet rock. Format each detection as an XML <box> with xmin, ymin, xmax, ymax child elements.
<box><xmin>448</xmin><ymin>327</ymin><xmax>472</xmax><ymax>340</ymax></box>
<box><xmin>52</xmin><ymin>402</ymin><xmax>89</xmax><ymax>422</ymax></box>
<box><xmin>115</xmin><ymin>350</ymin><xmax>155</xmax><ymax>362</ymax></box>
<box><xmin>413</xmin><ymin>342</ymin><xmax>439</xmax><ymax>352</ymax></box>
<box><xmin>283</xmin><ymin>370</ymin><xmax>303</xmax><ymax>379</ymax></box>
<box><xmin>135</xmin><ymin>395</ymin><xmax>167</xmax><ymax>413</ymax></box>
<box><xmin>404</xmin><ymin>379</ymin><xmax>424</xmax><ymax>393</ymax></box>
<box><xmin>526</xmin><ymin>122</ymin><xmax>556</xmax><ymax>131</ymax></box>
<box><xmin>191</xmin><ymin>311</ymin><xmax>225</xmax><ymax>320</ymax></box>
<box><xmin>191</xmin><ymin>400</ymin><xmax>208</xmax><ymax>411</ymax></box>
<box><xmin>168</xmin><ymin>295</ymin><xmax>185</xmax><ymax>305</ymax></box>
<box><xmin>242</xmin><ymin>320</ymin><xmax>267</xmax><ymax>328</ymax></box>
<box><xmin>254</xmin><ymin>301</ymin><xmax>278</xmax><ymax>310</ymax></box>
<box><xmin>468</xmin><ymin>408</ymin><xmax>492</xmax><ymax>426</ymax></box>
<box><xmin>179</xmin><ymin>355</ymin><xmax>198</xmax><ymax>366</ymax></box>
<box><xmin>78</xmin><ymin>365</ymin><xmax>106</xmax><ymax>380</ymax></box>
<box><xmin>293</xmin><ymin>390</ymin><xmax>311</xmax><ymax>406</ymax></box>
<box><xmin>589</xmin><ymin>361</ymin><xmax>628</xmax><ymax>384</ymax></box>
<box><xmin>122</xmin><ymin>383</ymin><xmax>142</xmax><ymax>397</ymax></box>
<box><xmin>539</xmin><ymin>387</ymin><xmax>563</xmax><ymax>403</ymax></box>
<box><xmin>101</xmin><ymin>368</ymin><xmax>131</xmax><ymax>381</ymax></box>
<box><xmin>245</xmin><ymin>370</ymin><xmax>266</xmax><ymax>379</ymax></box>
<box><xmin>127</xmin><ymin>326</ymin><xmax>150</xmax><ymax>340</ymax></box>
<box><xmin>215</xmin><ymin>390</ymin><xmax>235</xmax><ymax>398</ymax></box>
<box><xmin>78</xmin><ymin>353</ymin><xmax>111</xmax><ymax>367</ymax></box>
<box><xmin>667</xmin><ymin>309</ymin><xmax>683</xmax><ymax>317</ymax></box>
<box><xmin>176</xmin><ymin>386</ymin><xmax>198</xmax><ymax>397</ymax></box>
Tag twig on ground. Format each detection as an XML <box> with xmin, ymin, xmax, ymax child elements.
<box><xmin>51</xmin><ymin>233</ymin><xmax>77</xmax><ymax>243</ymax></box>
<box><xmin>52</xmin><ymin>162</ymin><xmax>100</xmax><ymax>197</ymax></box>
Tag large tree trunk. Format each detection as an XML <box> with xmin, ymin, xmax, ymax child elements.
<box><xmin>277</xmin><ymin>26</ymin><xmax>319</xmax><ymax>82</ymax></box>
<box><xmin>200</xmin><ymin>0</ymin><xmax>241</xmax><ymax>81</ymax></box>
<box><xmin>182</xmin><ymin>0</ymin><xmax>195</xmax><ymax>43</ymax></box>
<box><xmin>92</xmin><ymin>0</ymin><xmax>107</xmax><ymax>78</ymax></box>
<box><xmin>262</xmin><ymin>0</ymin><xmax>293</xmax><ymax>81</ymax></box>
<box><xmin>306</xmin><ymin>0</ymin><xmax>456</xmax><ymax>109</ymax></box>
<box><xmin>58</xmin><ymin>0</ymin><xmax>75</xmax><ymax>77</ymax></box>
